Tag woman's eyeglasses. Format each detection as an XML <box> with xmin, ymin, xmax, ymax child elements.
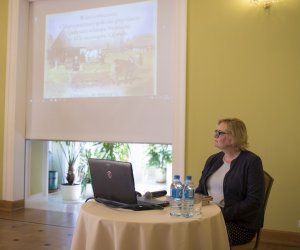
<box><xmin>214</xmin><ymin>130</ymin><xmax>229</xmax><ymax>138</ymax></box>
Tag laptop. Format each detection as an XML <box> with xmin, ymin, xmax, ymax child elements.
<box><xmin>88</xmin><ymin>158</ymin><xmax>169</xmax><ymax>210</ymax></box>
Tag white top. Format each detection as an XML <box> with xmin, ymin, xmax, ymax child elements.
<box><xmin>207</xmin><ymin>161</ymin><xmax>230</xmax><ymax>207</ymax></box>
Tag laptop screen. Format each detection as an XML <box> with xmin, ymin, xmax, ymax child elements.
<box><xmin>88</xmin><ymin>158</ymin><xmax>138</xmax><ymax>205</ymax></box>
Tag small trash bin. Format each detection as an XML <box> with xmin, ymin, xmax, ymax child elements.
<box><xmin>48</xmin><ymin>170</ymin><xmax>58</xmax><ymax>191</ymax></box>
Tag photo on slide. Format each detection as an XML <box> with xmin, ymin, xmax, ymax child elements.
<box><xmin>44</xmin><ymin>1</ymin><xmax>157</xmax><ymax>99</ymax></box>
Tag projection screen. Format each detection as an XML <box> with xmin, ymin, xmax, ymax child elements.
<box><xmin>26</xmin><ymin>0</ymin><xmax>184</xmax><ymax>144</ymax></box>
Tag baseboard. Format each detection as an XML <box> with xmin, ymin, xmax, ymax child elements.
<box><xmin>261</xmin><ymin>229</ymin><xmax>300</xmax><ymax>247</ymax></box>
<box><xmin>0</xmin><ymin>199</ymin><xmax>25</xmax><ymax>212</ymax></box>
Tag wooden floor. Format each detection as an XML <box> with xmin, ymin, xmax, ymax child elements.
<box><xmin>0</xmin><ymin>208</ymin><xmax>298</xmax><ymax>250</ymax></box>
<box><xmin>259</xmin><ymin>245</ymin><xmax>300</xmax><ymax>250</ymax></box>
<box><xmin>0</xmin><ymin>208</ymin><xmax>76</xmax><ymax>250</ymax></box>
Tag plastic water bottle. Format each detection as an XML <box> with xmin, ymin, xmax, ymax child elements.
<box><xmin>170</xmin><ymin>175</ymin><xmax>183</xmax><ymax>217</ymax></box>
<box><xmin>182</xmin><ymin>175</ymin><xmax>195</xmax><ymax>218</ymax></box>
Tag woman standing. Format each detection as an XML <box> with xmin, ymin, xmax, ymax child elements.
<box><xmin>195</xmin><ymin>118</ymin><xmax>265</xmax><ymax>246</ymax></box>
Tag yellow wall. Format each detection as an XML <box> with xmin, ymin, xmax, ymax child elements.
<box><xmin>186</xmin><ymin>0</ymin><xmax>300</xmax><ymax>232</ymax></box>
<box><xmin>30</xmin><ymin>141</ymin><xmax>44</xmax><ymax>195</ymax></box>
<box><xmin>0</xmin><ymin>0</ymin><xmax>8</xmax><ymax>200</ymax></box>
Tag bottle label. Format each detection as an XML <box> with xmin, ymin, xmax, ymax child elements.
<box><xmin>184</xmin><ymin>189</ymin><xmax>194</xmax><ymax>199</ymax></box>
<box><xmin>171</xmin><ymin>188</ymin><xmax>182</xmax><ymax>198</ymax></box>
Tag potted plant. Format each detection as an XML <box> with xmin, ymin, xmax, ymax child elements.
<box><xmin>146</xmin><ymin>144</ymin><xmax>172</xmax><ymax>183</ymax></box>
<box><xmin>93</xmin><ymin>142</ymin><xmax>130</xmax><ymax>161</ymax></box>
<box><xmin>80</xmin><ymin>142</ymin><xmax>130</xmax><ymax>198</ymax></box>
<box><xmin>58</xmin><ymin>141</ymin><xmax>83</xmax><ymax>201</ymax></box>
<box><xmin>78</xmin><ymin>146</ymin><xmax>93</xmax><ymax>198</ymax></box>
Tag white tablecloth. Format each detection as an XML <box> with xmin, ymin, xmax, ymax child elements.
<box><xmin>71</xmin><ymin>201</ymin><xmax>230</xmax><ymax>250</ymax></box>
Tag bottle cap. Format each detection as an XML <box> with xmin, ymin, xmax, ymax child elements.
<box><xmin>174</xmin><ymin>175</ymin><xmax>180</xmax><ymax>180</ymax></box>
<box><xmin>186</xmin><ymin>175</ymin><xmax>192</xmax><ymax>181</ymax></box>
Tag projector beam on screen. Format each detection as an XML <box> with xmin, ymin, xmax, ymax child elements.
<box><xmin>44</xmin><ymin>1</ymin><xmax>157</xmax><ymax>99</ymax></box>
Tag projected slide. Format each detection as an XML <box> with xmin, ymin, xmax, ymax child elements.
<box><xmin>44</xmin><ymin>1</ymin><xmax>157</xmax><ymax>98</ymax></box>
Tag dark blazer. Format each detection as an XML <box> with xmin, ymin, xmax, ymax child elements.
<box><xmin>195</xmin><ymin>150</ymin><xmax>265</xmax><ymax>231</ymax></box>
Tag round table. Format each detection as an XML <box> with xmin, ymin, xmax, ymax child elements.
<box><xmin>71</xmin><ymin>201</ymin><xmax>230</xmax><ymax>250</ymax></box>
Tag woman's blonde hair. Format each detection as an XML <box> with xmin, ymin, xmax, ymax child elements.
<box><xmin>218</xmin><ymin>118</ymin><xmax>249</xmax><ymax>150</ymax></box>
